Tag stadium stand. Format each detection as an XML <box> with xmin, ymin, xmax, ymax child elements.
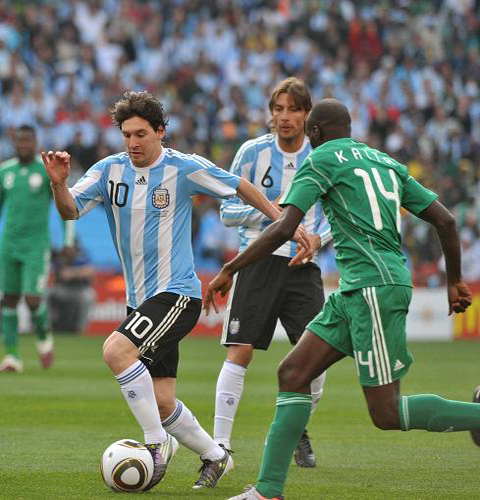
<box><xmin>0</xmin><ymin>0</ymin><xmax>478</xmax><ymax>283</ymax></box>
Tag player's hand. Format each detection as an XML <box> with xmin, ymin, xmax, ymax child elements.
<box><xmin>41</xmin><ymin>151</ymin><xmax>71</xmax><ymax>185</ymax></box>
<box><xmin>289</xmin><ymin>234</ymin><xmax>320</xmax><ymax>267</ymax></box>
<box><xmin>447</xmin><ymin>280</ymin><xmax>472</xmax><ymax>315</ymax></box>
<box><xmin>203</xmin><ymin>268</ymin><xmax>234</xmax><ymax>316</ymax></box>
<box><xmin>290</xmin><ymin>225</ymin><xmax>312</xmax><ymax>263</ymax></box>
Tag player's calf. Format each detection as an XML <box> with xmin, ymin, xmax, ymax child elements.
<box><xmin>363</xmin><ymin>382</ymin><xmax>402</xmax><ymax>430</ymax></box>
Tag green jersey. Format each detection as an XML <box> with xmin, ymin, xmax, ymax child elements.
<box><xmin>0</xmin><ymin>156</ymin><xmax>52</xmax><ymax>252</ymax></box>
<box><xmin>281</xmin><ymin>138</ymin><xmax>437</xmax><ymax>291</ymax></box>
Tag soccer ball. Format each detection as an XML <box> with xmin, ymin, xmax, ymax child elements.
<box><xmin>101</xmin><ymin>439</ymin><xmax>154</xmax><ymax>492</ymax></box>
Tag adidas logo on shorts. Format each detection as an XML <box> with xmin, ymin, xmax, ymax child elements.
<box><xmin>393</xmin><ymin>359</ymin><xmax>405</xmax><ymax>371</ymax></box>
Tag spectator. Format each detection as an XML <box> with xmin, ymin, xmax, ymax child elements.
<box><xmin>48</xmin><ymin>241</ymin><xmax>95</xmax><ymax>334</ymax></box>
<box><xmin>0</xmin><ymin>0</ymin><xmax>476</xmax><ymax>282</ymax></box>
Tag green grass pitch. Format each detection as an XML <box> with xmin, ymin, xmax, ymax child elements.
<box><xmin>0</xmin><ymin>335</ymin><xmax>479</xmax><ymax>499</ymax></box>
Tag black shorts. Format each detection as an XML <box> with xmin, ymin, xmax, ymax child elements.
<box><xmin>119</xmin><ymin>292</ymin><xmax>202</xmax><ymax>378</ymax></box>
<box><xmin>222</xmin><ymin>254</ymin><xmax>324</xmax><ymax>350</ymax></box>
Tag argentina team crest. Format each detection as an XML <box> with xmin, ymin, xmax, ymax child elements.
<box><xmin>229</xmin><ymin>318</ymin><xmax>240</xmax><ymax>335</ymax></box>
<box><xmin>152</xmin><ymin>187</ymin><xmax>170</xmax><ymax>209</ymax></box>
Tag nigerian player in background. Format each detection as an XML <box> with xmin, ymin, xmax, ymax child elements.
<box><xmin>0</xmin><ymin>125</ymin><xmax>74</xmax><ymax>373</ymax></box>
<box><xmin>214</xmin><ymin>77</ymin><xmax>331</xmax><ymax>467</ymax></box>
<box><xmin>205</xmin><ymin>98</ymin><xmax>476</xmax><ymax>500</ymax></box>
<box><xmin>42</xmin><ymin>91</ymin><xmax>309</xmax><ymax>492</ymax></box>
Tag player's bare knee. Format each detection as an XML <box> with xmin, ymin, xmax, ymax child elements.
<box><xmin>368</xmin><ymin>406</ymin><xmax>401</xmax><ymax>430</ymax></box>
<box><xmin>102</xmin><ymin>339</ymin><xmax>118</xmax><ymax>367</ymax></box>
<box><xmin>25</xmin><ymin>295</ymin><xmax>41</xmax><ymax>310</ymax></box>
<box><xmin>227</xmin><ymin>344</ymin><xmax>253</xmax><ymax>367</ymax></box>
<box><xmin>278</xmin><ymin>359</ymin><xmax>307</xmax><ymax>392</ymax></box>
<box><xmin>3</xmin><ymin>294</ymin><xmax>20</xmax><ymax>308</ymax></box>
<box><xmin>103</xmin><ymin>332</ymin><xmax>138</xmax><ymax>371</ymax></box>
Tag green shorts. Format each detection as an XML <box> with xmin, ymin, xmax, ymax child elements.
<box><xmin>0</xmin><ymin>246</ymin><xmax>50</xmax><ymax>296</ymax></box>
<box><xmin>307</xmin><ymin>285</ymin><xmax>413</xmax><ymax>386</ymax></box>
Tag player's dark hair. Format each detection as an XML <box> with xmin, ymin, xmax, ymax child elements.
<box><xmin>17</xmin><ymin>124</ymin><xmax>36</xmax><ymax>137</ymax></box>
<box><xmin>110</xmin><ymin>91</ymin><xmax>169</xmax><ymax>132</ymax></box>
<box><xmin>268</xmin><ymin>77</ymin><xmax>312</xmax><ymax>114</ymax></box>
<box><xmin>309</xmin><ymin>98</ymin><xmax>351</xmax><ymax>129</ymax></box>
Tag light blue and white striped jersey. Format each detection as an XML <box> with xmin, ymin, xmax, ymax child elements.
<box><xmin>220</xmin><ymin>134</ymin><xmax>332</xmax><ymax>262</ymax></box>
<box><xmin>70</xmin><ymin>148</ymin><xmax>240</xmax><ymax>308</ymax></box>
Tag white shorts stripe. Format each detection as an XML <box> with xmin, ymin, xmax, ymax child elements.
<box><xmin>366</xmin><ymin>287</ymin><xmax>387</xmax><ymax>384</ymax></box>
<box><xmin>363</xmin><ymin>287</ymin><xmax>387</xmax><ymax>384</ymax></box>
<box><xmin>144</xmin><ymin>295</ymin><xmax>190</xmax><ymax>349</ymax></box>
<box><xmin>371</xmin><ymin>287</ymin><xmax>392</xmax><ymax>383</ymax></box>
<box><xmin>139</xmin><ymin>295</ymin><xmax>190</xmax><ymax>353</ymax></box>
<box><xmin>363</xmin><ymin>288</ymin><xmax>382</xmax><ymax>383</ymax></box>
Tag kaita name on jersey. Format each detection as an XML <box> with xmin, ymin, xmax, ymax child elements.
<box><xmin>332</xmin><ymin>147</ymin><xmax>398</xmax><ymax>166</ymax></box>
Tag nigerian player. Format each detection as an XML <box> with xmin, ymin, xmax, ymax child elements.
<box><xmin>214</xmin><ymin>78</ymin><xmax>331</xmax><ymax>467</ymax></box>
<box><xmin>205</xmin><ymin>98</ymin><xmax>476</xmax><ymax>500</ymax></box>
<box><xmin>42</xmin><ymin>91</ymin><xmax>309</xmax><ymax>491</ymax></box>
<box><xmin>0</xmin><ymin>125</ymin><xmax>73</xmax><ymax>373</ymax></box>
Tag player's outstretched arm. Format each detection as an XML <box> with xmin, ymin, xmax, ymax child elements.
<box><xmin>418</xmin><ymin>199</ymin><xmax>472</xmax><ymax>315</ymax></box>
<box><xmin>236</xmin><ymin>178</ymin><xmax>281</xmax><ymax>222</ymax></box>
<box><xmin>42</xmin><ymin>151</ymin><xmax>79</xmax><ymax>220</ymax></box>
<box><xmin>203</xmin><ymin>204</ymin><xmax>307</xmax><ymax>314</ymax></box>
<box><xmin>236</xmin><ymin>178</ymin><xmax>309</xmax><ymax>249</ymax></box>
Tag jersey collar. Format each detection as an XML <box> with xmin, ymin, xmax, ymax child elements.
<box><xmin>129</xmin><ymin>147</ymin><xmax>166</xmax><ymax>171</ymax></box>
<box><xmin>275</xmin><ymin>135</ymin><xmax>310</xmax><ymax>157</ymax></box>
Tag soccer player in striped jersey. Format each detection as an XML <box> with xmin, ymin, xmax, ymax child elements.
<box><xmin>213</xmin><ymin>78</ymin><xmax>331</xmax><ymax>467</ymax></box>
<box><xmin>205</xmin><ymin>98</ymin><xmax>476</xmax><ymax>500</ymax></box>
<box><xmin>42</xmin><ymin>91</ymin><xmax>308</xmax><ymax>491</ymax></box>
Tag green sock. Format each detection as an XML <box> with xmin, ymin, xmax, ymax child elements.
<box><xmin>399</xmin><ymin>394</ymin><xmax>480</xmax><ymax>432</ymax></box>
<box><xmin>2</xmin><ymin>307</ymin><xmax>19</xmax><ymax>359</ymax></box>
<box><xmin>256</xmin><ymin>392</ymin><xmax>312</xmax><ymax>498</ymax></box>
<box><xmin>31</xmin><ymin>302</ymin><xmax>49</xmax><ymax>341</ymax></box>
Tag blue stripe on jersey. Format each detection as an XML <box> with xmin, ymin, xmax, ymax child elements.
<box><xmin>103</xmin><ymin>163</ymin><xmax>121</xmax><ymax>256</ymax></box>
<box><xmin>120</xmin><ymin>166</ymin><xmax>136</xmax><ymax>307</ymax></box>
<box><xmin>314</xmin><ymin>199</ymin><xmax>323</xmax><ymax>235</ymax></box>
<box><xmin>268</xmin><ymin>146</ymin><xmax>283</xmax><ymax>200</ymax></box>
<box><xmin>170</xmin><ymin>163</ymin><xmax>200</xmax><ymax>297</ymax></box>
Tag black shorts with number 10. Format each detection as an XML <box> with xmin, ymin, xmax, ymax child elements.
<box><xmin>222</xmin><ymin>254</ymin><xmax>324</xmax><ymax>349</ymax></box>
<box><xmin>118</xmin><ymin>292</ymin><xmax>202</xmax><ymax>378</ymax></box>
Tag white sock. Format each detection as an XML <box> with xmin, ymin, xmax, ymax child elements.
<box><xmin>115</xmin><ymin>360</ymin><xmax>167</xmax><ymax>444</ymax></box>
<box><xmin>214</xmin><ymin>361</ymin><xmax>246</xmax><ymax>449</ymax></box>
<box><xmin>163</xmin><ymin>400</ymin><xmax>224</xmax><ymax>461</ymax></box>
<box><xmin>310</xmin><ymin>371</ymin><xmax>326</xmax><ymax>415</ymax></box>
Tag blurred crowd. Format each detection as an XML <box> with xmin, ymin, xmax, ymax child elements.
<box><xmin>0</xmin><ymin>0</ymin><xmax>479</xmax><ymax>284</ymax></box>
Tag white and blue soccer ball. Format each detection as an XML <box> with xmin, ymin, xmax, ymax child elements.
<box><xmin>101</xmin><ymin>439</ymin><xmax>154</xmax><ymax>492</ymax></box>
